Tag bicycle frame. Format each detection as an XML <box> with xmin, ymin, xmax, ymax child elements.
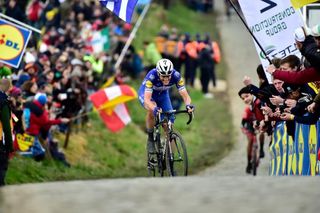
<box><xmin>148</xmin><ymin>109</ymin><xmax>193</xmax><ymax>177</ymax></box>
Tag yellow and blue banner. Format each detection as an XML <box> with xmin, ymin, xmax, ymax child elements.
<box><xmin>290</xmin><ymin>0</ymin><xmax>319</xmax><ymax>9</ymax></box>
<box><xmin>0</xmin><ymin>18</ymin><xmax>32</xmax><ymax>68</ymax></box>
<box><xmin>270</xmin><ymin>120</ymin><xmax>320</xmax><ymax>176</ymax></box>
<box><xmin>269</xmin><ymin>130</ymin><xmax>276</xmax><ymax>176</ymax></box>
<box><xmin>287</xmin><ymin>135</ymin><xmax>294</xmax><ymax>175</ymax></box>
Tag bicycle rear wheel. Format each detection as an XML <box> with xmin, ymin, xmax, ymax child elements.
<box><xmin>166</xmin><ymin>132</ymin><xmax>188</xmax><ymax>176</ymax></box>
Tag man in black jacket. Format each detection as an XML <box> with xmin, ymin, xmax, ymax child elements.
<box><xmin>0</xmin><ymin>78</ymin><xmax>13</xmax><ymax>186</ymax></box>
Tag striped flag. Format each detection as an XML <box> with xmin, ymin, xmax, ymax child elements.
<box><xmin>90</xmin><ymin>27</ymin><xmax>110</xmax><ymax>54</ymax></box>
<box><xmin>89</xmin><ymin>85</ymin><xmax>137</xmax><ymax>132</ymax></box>
<box><xmin>290</xmin><ymin>0</ymin><xmax>319</xmax><ymax>8</ymax></box>
<box><xmin>99</xmin><ymin>0</ymin><xmax>138</xmax><ymax>23</ymax></box>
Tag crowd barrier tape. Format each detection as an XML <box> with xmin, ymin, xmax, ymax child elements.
<box><xmin>269</xmin><ymin>121</ymin><xmax>320</xmax><ymax>176</ymax></box>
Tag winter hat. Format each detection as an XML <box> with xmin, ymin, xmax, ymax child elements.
<box><xmin>311</xmin><ymin>24</ymin><xmax>320</xmax><ymax>37</ymax></box>
<box><xmin>16</xmin><ymin>74</ymin><xmax>31</xmax><ymax>87</ymax></box>
<box><xmin>9</xmin><ymin>86</ymin><xmax>22</xmax><ymax>97</ymax></box>
<box><xmin>34</xmin><ymin>93</ymin><xmax>47</xmax><ymax>106</ymax></box>
<box><xmin>294</xmin><ymin>27</ymin><xmax>306</xmax><ymax>42</ymax></box>
<box><xmin>0</xmin><ymin>66</ymin><xmax>12</xmax><ymax>78</ymax></box>
<box><xmin>71</xmin><ymin>58</ymin><xmax>83</xmax><ymax>66</ymax></box>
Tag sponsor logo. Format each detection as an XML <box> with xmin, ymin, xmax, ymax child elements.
<box><xmin>0</xmin><ymin>24</ymin><xmax>24</xmax><ymax>60</ymax></box>
<box><xmin>260</xmin><ymin>45</ymin><xmax>276</xmax><ymax>59</ymax></box>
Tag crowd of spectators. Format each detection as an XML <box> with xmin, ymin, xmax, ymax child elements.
<box><xmin>238</xmin><ymin>24</ymin><xmax>320</xmax><ymax>174</ymax></box>
<box><xmin>0</xmin><ymin>0</ymin><xmax>146</xmax><ymax>163</ymax></box>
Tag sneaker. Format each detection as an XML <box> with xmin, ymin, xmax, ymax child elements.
<box><xmin>204</xmin><ymin>93</ymin><xmax>214</xmax><ymax>99</ymax></box>
<box><xmin>259</xmin><ymin>150</ymin><xmax>265</xmax><ymax>159</ymax></box>
<box><xmin>147</xmin><ymin>139</ymin><xmax>156</xmax><ymax>154</ymax></box>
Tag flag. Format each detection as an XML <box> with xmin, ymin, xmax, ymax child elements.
<box><xmin>290</xmin><ymin>0</ymin><xmax>319</xmax><ymax>9</ymax></box>
<box><xmin>89</xmin><ymin>27</ymin><xmax>110</xmax><ymax>54</ymax></box>
<box><xmin>100</xmin><ymin>0</ymin><xmax>138</xmax><ymax>23</ymax></box>
<box><xmin>89</xmin><ymin>85</ymin><xmax>137</xmax><ymax>132</ymax></box>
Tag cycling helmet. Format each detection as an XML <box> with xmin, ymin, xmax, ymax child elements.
<box><xmin>156</xmin><ymin>59</ymin><xmax>174</xmax><ymax>76</ymax></box>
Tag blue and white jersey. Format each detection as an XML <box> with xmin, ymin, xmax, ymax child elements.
<box><xmin>138</xmin><ymin>68</ymin><xmax>186</xmax><ymax>96</ymax></box>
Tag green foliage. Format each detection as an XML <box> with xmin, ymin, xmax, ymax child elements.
<box><xmin>6</xmin><ymin>2</ymin><xmax>234</xmax><ymax>184</ymax></box>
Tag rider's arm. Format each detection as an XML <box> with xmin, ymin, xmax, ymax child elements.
<box><xmin>144</xmin><ymin>91</ymin><xmax>157</xmax><ymax>111</ymax></box>
<box><xmin>179</xmin><ymin>89</ymin><xmax>191</xmax><ymax>105</ymax></box>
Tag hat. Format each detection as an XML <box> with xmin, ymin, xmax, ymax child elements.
<box><xmin>9</xmin><ymin>86</ymin><xmax>22</xmax><ymax>97</ymax></box>
<box><xmin>24</xmin><ymin>51</ymin><xmax>36</xmax><ymax>64</ymax></box>
<box><xmin>34</xmin><ymin>93</ymin><xmax>47</xmax><ymax>106</ymax></box>
<box><xmin>0</xmin><ymin>66</ymin><xmax>12</xmax><ymax>78</ymax></box>
<box><xmin>24</xmin><ymin>63</ymin><xmax>38</xmax><ymax>72</ymax></box>
<box><xmin>311</xmin><ymin>24</ymin><xmax>320</xmax><ymax>37</ymax></box>
<box><xmin>16</xmin><ymin>74</ymin><xmax>31</xmax><ymax>87</ymax></box>
<box><xmin>123</xmin><ymin>23</ymin><xmax>132</xmax><ymax>31</ymax></box>
<box><xmin>294</xmin><ymin>27</ymin><xmax>306</xmax><ymax>42</ymax></box>
<box><xmin>71</xmin><ymin>58</ymin><xmax>83</xmax><ymax>66</ymax></box>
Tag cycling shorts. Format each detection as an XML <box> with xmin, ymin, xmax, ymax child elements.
<box><xmin>138</xmin><ymin>90</ymin><xmax>174</xmax><ymax>122</ymax></box>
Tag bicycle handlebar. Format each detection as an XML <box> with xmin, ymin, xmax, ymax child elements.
<box><xmin>155</xmin><ymin>109</ymin><xmax>194</xmax><ymax>125</ymax></box>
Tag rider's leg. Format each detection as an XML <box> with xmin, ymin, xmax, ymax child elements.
<box><xmin>246</xmin><ymin>134</ymin><xmax>254</xmax><ymax>173</ymax></box>
<box><xmin>258</xmin><ymin>132</ymin><xmax>265</xmax><ymax>158</ymax></box>
<box><xmin>146</xmin><ymin>108</ymin><xmax>156</xmax><ymax>154</ymax></box>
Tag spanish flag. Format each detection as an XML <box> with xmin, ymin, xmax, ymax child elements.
<box><xmin>290</xmin><ymin>0</ymin><xmax>319</xmax><ymax>9</ymax></box>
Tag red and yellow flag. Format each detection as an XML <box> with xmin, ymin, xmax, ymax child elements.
<box><xmin>89</xmin><ymin>84</ymin><xmax>137</xmax><ymax>132</ymax></box>
<box><xmin>290</xmin><ymin>0</ymin><xmax>319</xmax><ymax>9</ymax></box>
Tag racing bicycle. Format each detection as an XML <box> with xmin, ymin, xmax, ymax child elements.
<box><xmin>147</xmin><ymin>110</ymin><xmax>193</xmax><ymax>177</ymax></box>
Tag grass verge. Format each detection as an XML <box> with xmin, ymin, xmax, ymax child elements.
<box><xmin>6</xmin><ymin>2</ymin><xmax>233</xmax><ymax>184</ymax></box>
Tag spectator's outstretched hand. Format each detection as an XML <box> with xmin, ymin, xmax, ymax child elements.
<box><xmin>267</xmin><ymin>64</ymin><xmax>276</xmax><ymax>75</ymax></box>
<box><xmin>280</xmin><ymin>113</ymin><xmax>294</xmax><ymax>121</ymax></box>
<box><xmin>285</xmin><ymin>99</ymin><xmax>297</xmax><ymax>108</ymax></box>
<box><xmin>307</xmin><ymin>102</ymin><xmax>317</xmax><ymax>113</ymax></box>
<box><xmin>243</xmin><ymin>76</ymin><xmax>252</xmax><ymax>86</ymax></box>
<box><xmin>269</xmin><ymin>95</ymin><xmax>284</xmax><ymax>106</ymax></box>
<box><xmin>61</xmin><ymin>118</ymin><xmax>70</xmax><ymax>123</ymax></box>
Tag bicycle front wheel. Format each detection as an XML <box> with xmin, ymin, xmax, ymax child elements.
<box><xmin>166</xmin><ymin>132</ymin><xmax>188</xmax><ymax>176</ymax></box>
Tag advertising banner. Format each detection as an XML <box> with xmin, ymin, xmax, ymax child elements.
<box><xmin>0</xmin><ymin>18</ymin><xmax>32</xmax><ymax>68</ymax></box>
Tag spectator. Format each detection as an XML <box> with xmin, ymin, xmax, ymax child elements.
<box><xmin>5</xmin><ymin>0</ymin><xmax>26</xmax><ymax>22</ymax></box>
<box><xmin>23</xmin><ymin>93</ymin><xmax>69</xmax><ymax>161</ymax></box>
<box><xmin>0</xmin><ymin>78</ymin><xmax>14</xmax><ymax>186</ymax></box>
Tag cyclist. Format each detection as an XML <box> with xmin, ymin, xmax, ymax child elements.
<box><xmin>138</xmin><ymin>59</ymin><xmax>194</xmax><ymax>154</ymax></box>
<box><xmin>238</xmin><ymin>85</ymin><xmax>265</xmax><ymax>174</ymax></box>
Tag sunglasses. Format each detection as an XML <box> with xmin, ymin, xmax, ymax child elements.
<box><xmin>160</xmin><ymin>75</ymin><xmax>171</xmax><ymax>78</ymax></box>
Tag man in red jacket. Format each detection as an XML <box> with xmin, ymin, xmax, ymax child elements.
<box><xmin>23</xmin><ymin>93</ymin><xmax>69</xmax><ymax>160</ymax></box>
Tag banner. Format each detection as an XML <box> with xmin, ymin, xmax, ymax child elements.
<box><xmin>291</xmin><ymin>0</ymin><xmax>319</xmax><ymax>8</ymax></box>
<box><xmin>238</xmin><ymin>0</ymin><xmax>304</xmax><ymax>82</ymax></box>
<box><xmin>0</xmin><ymin>18</ymin><xmax>32</xmax><ymax>68</ymax></box>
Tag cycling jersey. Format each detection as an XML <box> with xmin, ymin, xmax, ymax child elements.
<box><xmin>138</xmin><ymin>68</ymin><xmax>185</xmax><ymax>112</ymax></box>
